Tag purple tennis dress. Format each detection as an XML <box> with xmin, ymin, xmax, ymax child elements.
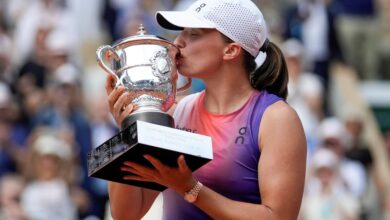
<box><xmin>163</xmin><ymin>90</ymin><xmax>283</xmax><ymax>220</ymax></box>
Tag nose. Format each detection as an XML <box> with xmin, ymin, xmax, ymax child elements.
<box><xmin>173</xmin><ymin>32</ymin><xmax>185</xmax><ymax>49</ymax></box>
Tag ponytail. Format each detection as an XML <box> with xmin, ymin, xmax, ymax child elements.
<box><xmin>245</xmin><ymin>42</ymin><xmax>289</xmax><ymax>99</ymax></box>
<box><xmin>219</xmin><ymin>33</ymin><xmax>289</xmax><ymax>99</ymax></box>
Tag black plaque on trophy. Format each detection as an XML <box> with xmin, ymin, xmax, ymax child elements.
<box><xmin>87</xmin><ymin>120</ymin><xmax>213</xmax><ymax>191</ymax></box>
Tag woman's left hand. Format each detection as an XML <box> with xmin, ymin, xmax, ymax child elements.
<box><xmin>121</xmin><ymin>154</ymin><xmax>196</xmax><ymax>195</ymax></box>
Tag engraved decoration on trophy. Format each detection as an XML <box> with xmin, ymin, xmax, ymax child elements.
<box><xmin>88</xmin><ymin>25</ymin><xmax>213</xmax><ymax>191</ymax></box>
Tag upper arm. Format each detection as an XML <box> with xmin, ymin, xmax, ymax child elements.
<box><xmin>258</xmin><ymin>101</ymin><xmax>307</xmax><ymax>219</ymax></box>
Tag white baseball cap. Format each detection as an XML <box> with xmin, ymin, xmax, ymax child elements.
<box><xmin>318</xmin><ymin>117</ymin><xmax>352</xmax><ymax>150</ymax></box>
<box><xmin>156</xmin><ymin>0</ymin><xmax>269</xmax><ymax>58</ymax></box>
<box><xmin>33</xmin><ymin>134</ymin><xmax>72</xmax><ymax>160</ymax></box>
<box><xmin>311</xmin><ymin>148</ymin><xmax>339</xmax><ymax>171</ymax></box>
<box><xmin>281</xmin><ymin>38</ymin><xmax>305</xmax><ymax>59</ymax></box>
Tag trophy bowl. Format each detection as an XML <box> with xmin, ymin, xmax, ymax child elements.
<box><xmin>96</xmin><ymin>24</ymin><xmax>190</xmax><ymax>129</ymax></box>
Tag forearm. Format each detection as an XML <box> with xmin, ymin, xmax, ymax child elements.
<box><xmin>191</xmin><ymin>186</ymin><xmax>276</xmax><ymax>220</ymax></box>
<box><xmin>108</xmin><ymin>181</ymin><xmax>158</xmax><ymax>220</ymax></box>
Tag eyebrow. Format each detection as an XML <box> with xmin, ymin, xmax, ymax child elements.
<box><xmin>185</xmin><ymin>28</ymin><xmax>214</xmax><ymax>33</ymax></box>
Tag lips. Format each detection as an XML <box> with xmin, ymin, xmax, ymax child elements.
<box><xmin>176</xmin><ymin>54</ymin><xmax>183</xmax><ymax>66</ymax></box>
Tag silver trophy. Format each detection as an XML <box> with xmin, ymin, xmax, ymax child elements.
<box><xmin>88</xmin><ymin>25</ymin><xmax>212</xmax><ymax>191</ymax></box>
<box><xmin>96</xmin><ymin>24</ymin><xmax>190</xmax><ymax>129</ymax></box>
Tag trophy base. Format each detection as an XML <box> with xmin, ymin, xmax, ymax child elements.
<box><xmin>88</xmin><ymin>121</ymin><xmax>213</xmax><ymax>191</ymax></box>
<box><xmin>121</xmin><ymin>111</ymin><xmax>174</xmax><ymax>130</ymax></box>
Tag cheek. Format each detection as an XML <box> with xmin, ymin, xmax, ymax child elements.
<box><xmin>183</xmin><ymin>44</ymin><xmax>222</xmax><ymax>74</ymax></box>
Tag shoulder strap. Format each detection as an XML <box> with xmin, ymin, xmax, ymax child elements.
<box><xmin>249</xmin><ymin>91</ymin><xmax>284</xmax><ymax>149</ymax></box>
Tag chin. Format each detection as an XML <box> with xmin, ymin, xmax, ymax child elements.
<box><xmin>178</xmin><ymin>71</ymin><xmax>190</xmax><ymax>77</ymax></box>
<box><xmin>178</xmin><ymin>66</ymin><xmax>201</xmax><ymax>78</ymax></box>
<box><xmin>177</xmin><ymin>67</ymin><xmax>189</xmax><ymax>77</ymax></box>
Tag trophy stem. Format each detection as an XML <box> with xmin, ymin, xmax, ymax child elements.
<box><xmin>121</xmin><ymin>112</ymin><xmax>174</xmax><ymax>130</ymax></box>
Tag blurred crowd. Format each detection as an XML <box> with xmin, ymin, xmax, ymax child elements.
<box><xmin>0</xmin><ymin>0</ymin><xmax>389</xmax><ymax>219</ymax></box>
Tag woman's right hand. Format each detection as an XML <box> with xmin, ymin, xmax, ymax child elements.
<box><xmin>105</xmin><ymin>75</ymin><xmax>134</xmax><ymax>127</ymax></box>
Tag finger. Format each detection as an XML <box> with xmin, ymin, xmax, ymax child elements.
<box><xmin>113</xmin><ymin>91</ymin><xmax>130</xmax><ymax>115</ymax></box>
<box><xmin>105</xmin><ymin>74</ymin><xmax>117</xmax><ymax>95</ymax></box>
<box><xmin>121</xmin><ymin>166</ymin><xmax>150</xmax><ymax>179</ymax></box>
<box><xmin>120</xmin><ymin>96</ymin><xmax>134</xmax><ymax>119</ymax></box>
<box><xmin>143</xmin><ymin>155</ymin><xmax>165</xmax><ymax>171</ymax></box>
<box><xmin>123</xmin><ymin>174</ymin><xmax>150</xmax><ymax>182</ymax></box>
<box><xmin>122</xmin><ymin>162</ymin><xmax>158</xmax><ymax>181</ymax></box>
<box><xmin>121</xmin><ymin>165</ymin><xmax>138</xmax><ymax>174</ymax></box>
<box><xmin>123</xmin><ymin>161</ymin><xmax>156</xmax><ymax>175</ymax></box>
<box><xmin>108</xmin><ymin>86</ymin><xmax>126</xmax><ymax>112</ymax></box>
<box><xmin>177</xmin><ymin>155</ymin><xmax>190</xmax><ymax>172</ymax></box>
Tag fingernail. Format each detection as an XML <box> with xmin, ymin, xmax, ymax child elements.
<box><xmin>123</xmin><ymin>162</ymin><xmax>133</xmax><ymax>166</ymax></box>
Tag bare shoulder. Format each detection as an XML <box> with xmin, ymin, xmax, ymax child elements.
<box><xmin>259</xmin><ymin>100</ymin><xmax>306</xmax><ymax>151</ymax></box>
<box><xmin>263</xmin><ymin>100</ymin><xmax>301</xmax><ymax>124</ymax></box>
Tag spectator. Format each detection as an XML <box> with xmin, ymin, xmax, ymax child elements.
<box><xmin>282</xmin><ymin>38</ymin><xmax>324</xmax><ymax>156</ymax></box>
<box><xmin>101</xmin><ymin>0</ymin><xmax>139</xmax><ymax>41</ymax></box>
<box><xmin>12</xmin><ymin>27</ymin><xmax>51</xmax><ymax>144</ymax></box>
<box><xmin>0</xmin><ymin>83</ymin><xmax>26</xmax><ymax>177</ymax></box>
<box><xmin>342</xmin><ymin>110</ymin><xmax>373</xmax><ymax>170</ymax></box>
<box><xmin>13</xmin><ymin>26</ymin><xmax>50</xmax><ymax>95</ymax></box>
<box><xmin>20</xmin><ymin>132</ymin><xmax>77</xmax><ymax>220</ymax></box>
<box><xmin>377</xmin><ymin>0</ymin><xmax>390</xmax><ymax>79</ymax></box>
<box><xmin>0</xmin><ymin>118</ymin><xmax>18</xmax><ymax>177</ymax></box>
<box><xmin>12</xmin><ymin>0</ymin><xmax>78</xmax><ymax>67</ymax></box>
<box><xmin>103</xmin><ymin>0</ymin><xmax>172</xmax><ymax>41</ymax></box>
<box><xmin>301</xmin><ymin>148</ymin><xmax>361</xmax><ymax>220</ymax></box>
<box><xmin>101</xmin><ymin>0</ymin><xmax>120</xmax><ymax>42</ymax></box>
<box><xmin>252</xmin><ymin>0</ymin><xmax>287</xmax><ymax>42</ymax></box>
<box><xmin>342</xmin><ymin>110</ymin><xmax>384</xmax><ymax>220</ymax></box>
<box><xmin>0</xmin><ymin>174</ymin><xmax>26</xmax><ymax>220</ymax></box>
<box><xmin>332</xmin><ymin>0</ymin><xmax>379</xmax><ymax>79</ymax></box>
<box><xmin>282</xmin><ymin>0</ymin><xmax>343</xmax><ymax>96</ymax></box>
<box><xmin>317</xmin><ymin>117</ymin><xmax>368</xmax><ymax>199</ymax></box>
<box><xmin>0</xmin><ymin>14</ymin><xmax>13</xmax><ymax>84</ymax></box>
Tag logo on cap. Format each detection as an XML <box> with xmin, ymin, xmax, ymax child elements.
<box><xmin>195</xmin><ymin>3</ymin><xmax>206</xmax><ymax>13</ymax></box>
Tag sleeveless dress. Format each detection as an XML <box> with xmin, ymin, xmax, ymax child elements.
<box><xmin>162</xmin><ymin>90</ymin><xmax>283</xmax><ymax>220</ymax></box>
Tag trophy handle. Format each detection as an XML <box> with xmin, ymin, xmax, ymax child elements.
<box><xmin>96</xmin><ymin>45</ymin><xmax>121</xmax><ymax>85</ymax></box>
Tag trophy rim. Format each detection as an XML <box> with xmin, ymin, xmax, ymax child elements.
<box><xmin>112</xmin><ymin>35</ymin><xmax>179</xmax><ymax>53</ymax></box>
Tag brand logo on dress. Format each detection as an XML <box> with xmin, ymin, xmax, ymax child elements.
<box><xmin>176</xmin><ymin>125</ymin><xmax>197</xmax><ymax>133</ymax></box>
<box><xmin>235</xmin><ymin>126</ymin><xmax>247</xmax><ymax>144</ymax></box>
<box><xmin>195</xmin><ymin>3</ymin><xmax>206</xmax><ymax>12</ymax></box>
